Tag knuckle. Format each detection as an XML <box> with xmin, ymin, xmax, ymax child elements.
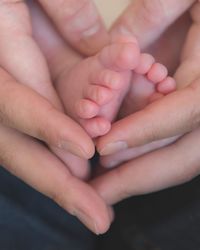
<box><xmin>56</xmin><ymin>0</ymin><xmax>89</xmax><ymax>19</ymax></box>
<box><xmin>141</xmin><ymin>0</ymin><xmax>169</xmax><ymax>28</ymax></box>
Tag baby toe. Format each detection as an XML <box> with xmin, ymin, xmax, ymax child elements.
<box><xmin>157</xmin><ymin>76</ymin><xmax>176</xmax><ymax>94</ymax></box>
<box><xmin>85</xmin><ymin>85</ymin><xmax>113</xmax><ymax>105</ymax></box>
<box><xmin>75</xmin><ymin>99</ymin><xmax>99</xmax><ymax>119</ymax></box>
<box><xmin>96</xmin><ymin>69</ymin><xmax>124</xmax><ymax>90</ymax></box>
<box><xmin>135</xmin><ymin>53</ymin><xmax>155</xmax><ymax>74</ymax></box>
<box><xmin>99</xmin><ymin>37</ymin><xmax>140</xmax><ymax>71</ymax></box>
<box><xmin>81</xmin><ymin>117</ymin><xmax>111</xmax><ymax>138</ymax></box>
<box><xmin>147</xmin><ymin>63</ymin><xmax>168</xmax><ymax>83</ymax></box>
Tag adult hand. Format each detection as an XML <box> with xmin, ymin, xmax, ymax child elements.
<box><xmin>97</xmin><ymin>0</ymin><xmax>196</xmax><ymax>155</ymax></box>
<box><xmin>0</xmin><ymin>1</ymin><xmax>99</xmax><ymax>159</ymax></box>
<box><xmin>92</xmin><ymin>0</ymin><xmax>200</xmax><ymax>204</ymax></box>
<box><xmin>93</xmin><ymin>128</ymin><xmax>200</xmax><ymax>205</ymax></box>
<box><xmin>0</xmin><ymin>1</ymin><xmax>112</xmax><ymax>233</ymax></box>
<box><xmin>0</xmin><ymin>0</ymin><xmax>96</xmax><ymax>173</ymax></box>
<box><xmin>0</xmin><ymin>122</ymin><xmax>112</xmax><ymax>234</ymax></box>
<box><xmin>36</xmin><ymin>0</ymin><xmax>109</xmax><ymax>55</ymax></box>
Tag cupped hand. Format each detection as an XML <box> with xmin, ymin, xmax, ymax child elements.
<box><xmin>97</xmin><ymin>0</ymin><xmax>196</xmax><ymax>154</ymax></box>
<box><xmin>0</xmin><ymin>0</ymin><xmax>112</xmax><ymax>234</ymax></box>
<box><xmin>0</xmin><ymin>123</ymin><xmax>112</xmax><ymax>234</ymax></box>
<box><xmin>0</xmin><ymin>0</ymin><xmax>106</xmax><ymax>162</ymax></box>
<box><xmin>92</xmin><ymin>0</ymin><xmax>200</xmax><ymax>204</ymax></box>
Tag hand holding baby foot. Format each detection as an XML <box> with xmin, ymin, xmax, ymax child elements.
<box><xmin>110</xmin><ymin>0</ymin><xmax>195</xmax><ymax>50</ymax></box>
<box><xmin>7</xmin><ymin>0</ymin><xmax>195</xmax><ymax>232</ymax></box>
<box><xmin>55</xmin><ymin>35</ymin><xmax>175</xmax><ymax>139</ymax></box>
<box><xmin>0</xmin><ymin>0</ymin><xmax>98</xmax><ymax>174</ymax></box>
<box><xmin>37</xmin><ymin>0</ymin><xmax>109</xmax><ymax>55</ymax></box>
<box><xmin>28</xmin><ymin>0</ymin><xmax>193</xmax><ymax>227</ymax></box>
<box><xmin>92</xmin><ymin>1</ymin><xmax>200</xmax><ymax>205</ymax></box>
<box><xmin>97</xmin><ymin>0</ymin><xmax>193</xmax><ymax>158</ymax></box>
<box><xmin>0</xmin><ymin>0</ymin><xmax>116</xmax><ymax>234</ymax></box>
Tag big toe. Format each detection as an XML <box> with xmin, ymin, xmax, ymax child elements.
<box><xmin>98</xmin><ymin>36</ymin><xmax>140</xmax><ymax>71</ymax></box>
<box><xmin>81</xmin><ymin>117</ymin><xmax>111</xmax><ymax>138</ymax></box>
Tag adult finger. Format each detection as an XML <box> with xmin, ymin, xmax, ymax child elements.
<box><xmin>100</xmin><ymin>136</ymin><xmax>179</xmax><ymax>169</ymax></box>
<box><xmin>0</xmin><ymin>124</ymin><xmax>111</xmax><ymax>234</ymax></box>
<box><xmin>111</xmin><ymin>0</ymin><xmax>195</xmax><ymax>50</ymax></box>
<box><xmin>174</xmin><ymin>1</ymin><xmax>200</xmax><ymax>88</ymax></box>
<box><xmin>26</xmin><ymin>1</ymin><xmax>94</xmax><ymax>177</ymax></box>
<box><xmin>0</xmin><ymin>69</ymin><xmax>94</xmax><ymax>159</ymax></box>
<box><xmin>0</xmin><ymin>1</ymin><xmax>94</xmax><ymax>159</ymax></box>
<box><xmin>97</xmin><ymin>2</ymin><xmax>200</xmax><ymax>156</ymax></box>
<box><xmin>97</xmin><ymin>81</ymin><xmax>200</xmax><ymax>155</ymax></box>
<box><xmin>37</xmin><ymin>0</ymin><xmax>109</xmax><ymax>55</ymax></box>
<box><xmin>92</xmin><ymin>129</ymin><xmax>200</xmax><ymax>205</ymax></box>
<box><xmin>0</xmin><ymin>0</ymin><xmax>61</xmax><ymax>107</ymax></box>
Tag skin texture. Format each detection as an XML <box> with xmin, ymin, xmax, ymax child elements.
<box><xmin>37</xmin><ymin>0</ymin><xmax>109</xmax><ymax>55</ymax></box>
<box><xmin>0</xmin><ymin>0</ymin><xmax>200</xmax><ymax>234</ymax></box>
<box><xmin>92</xmin><ymin>1</ymin><xmax>200</xmax><ymax>205</ymax></box>
<box><xmin>97</xmin><ymin>0</ymin><xmax>196</xmax><ymax>153</ymax></box>
<box><xmin>0</xmin><ymin>0</ymin><xmax>113</xmax><ymax>234</ymax></box>
<box><xmin>54</xmin><ymin>38</ymin><xmax>174</xmax><ymax>139</ymax></box>
<box><xmin>31</xmin><ymin>0</ymin><xmax>200</xmax><ymax>212</ymax></box>
<box><xmin>30</xmin><ymin>0</ymin><xmax>176</xmax><ymax>181</ymax></box>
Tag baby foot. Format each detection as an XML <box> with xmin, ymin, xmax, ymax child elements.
<box><xmin>100</xmin><ymin>69</ymin><xmax>177</xmax><ymax>168</ymax></box>
<box><xmin>100</xmin><ymin>54</ymin><xmax>177</xmax><ymax>168</ymax></box>
<box><xmin>100</xmin><ymin>57</ymin><xmax>177</xmax><ymax>168</ymax></box>
<box><xmin>118</xmin><ymin>53</ymin><xmax>176</xmax><ymax>118</ymax></box>
<box><xmin>55</xmin><ymin>36</ymin><xmax>175</xmax><ymax>138</ymax></box>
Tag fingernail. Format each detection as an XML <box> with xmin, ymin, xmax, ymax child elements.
<box><xmin>100</xmin><ymin>141</ymin><xmax>128</xmax><ymax>156</ymax></box>
<box><xmin>59</xmin><ymin>141</ymin><xmax>88</xmax><ymax>159</ymax></box>
<box><xmin>68</xmin><ymin>2</ymin><xmax>99</xmax><ymax>34</ymax></box>
<box><xmin>73</xmin><ymin>209</ymin><xmax>100</xmax><ymax>235</ymax></box>
<box><xmin>82</xmin><ymin>23</ymin><xmax>101</xmax><ymax>37</ymax></box>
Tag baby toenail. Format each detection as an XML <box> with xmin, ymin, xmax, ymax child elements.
<box><xmin>100</xmin><ymin>141</ymin><xmax>128</xmax><ymax>156</ymax></box>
